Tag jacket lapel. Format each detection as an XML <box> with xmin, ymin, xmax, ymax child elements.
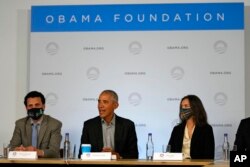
<box><xmin>37</xmin><ymin>115</ymin><xmax>48</xmax><ymax>147</ymax></box>
<box><xmin>114</xmin><ymin>116</ymin><xmax>122</xmax><ymax>147</ymax></box>
<box><xmin>25</xmin><ymin>118</ymin><xmax>32</xmax><ymax>146</ymax></box>
<box><xmin>96</xmin><ymin>117</ymin><xmax>104</xmax><ymax>149</ymax></box>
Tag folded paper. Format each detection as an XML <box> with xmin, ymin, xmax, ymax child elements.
<box><xmin>81</xmin><ymin>152</ymin><xmax>112</xmax><ymax>160</ymax></box>
<box><xmin>8</xmin><ymin>151</ymin><xmax>38</xmax><ymax>159</ymax></box>
<box><xmin>153</xmin><ymin>152</ymin><xmax>183</xmax><ymax>160</ymax></box>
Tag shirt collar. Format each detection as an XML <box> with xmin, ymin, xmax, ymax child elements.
<box><xmin>101</xmin><ymin>114</ymin><xmax>116</xmax><ymax>126</ymax></box>
<box><xmin>30</xmin><ymin>115</ymin><xmax>44</xmax><ymax>125</ymax></box>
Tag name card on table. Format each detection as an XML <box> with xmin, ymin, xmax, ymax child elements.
<box><xmin>153</xmin><ymin>152</ymin><xmax>183</xmax><ymax>160</ymax></box>
<box><xmin>8</xmin><ymin>151</ymin><xmax>38</xmax><ymax>159</ymax></box>
<box><xmin>81</xmin><ymin>152</ymin><xmax>112</xmax><ymax>160</ymax></box>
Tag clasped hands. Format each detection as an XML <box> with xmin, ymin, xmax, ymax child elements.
<box><xmin>102</xmin><ymin>147</ymin><xmax>121</xmax><ymax>159</ymax></box>
<box><xmin>14</xmin><ymin>145</ymin><xmax>44</xmax><ymax>157</ymax></box>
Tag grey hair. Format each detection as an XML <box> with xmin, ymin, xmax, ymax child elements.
<box><xmin>101</xmin><ymin>90</ymin><xmax>118</xmax><ymax>102</ymax></box>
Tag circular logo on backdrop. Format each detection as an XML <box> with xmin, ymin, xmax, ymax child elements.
<box><xmin>46</xmin><ymin>42</ymin><xmax>59</xmax><ymax>55</ymax></box>
<box><xmin>45</xmin><ymin>93</ymin><xmax>58</xmax><ymax>106</ymax></box>
<box><xmin>214</xmin><ymin>40</ymin><xmax>227</xmax><ymax>54</ymax></box>
<box><xmin>86</xmin><ymin>67</ymin><xmax>100</xmax><ymax>80</ymax></box>
<box><xmin>128</xmin><ymin>92</ymin><xmax>142</xmax><ymax>106</ymax></box>
<box><xmin>214</xmin><ymin>92</ymin><xmax>228</xmax><ymax>106</ymax></box>
<box><xmin>171</xmin><ymin>67</ymin><xmax>185</xmax><ymax>80</ymax></box>
<box><xmin>128</xmin><ymin>41</ymin><xmax>142</xmax><ymax>55</ymax></box>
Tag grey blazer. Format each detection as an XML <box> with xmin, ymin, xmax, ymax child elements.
<box><xmin>10</xmin><ymin>114</ymin><xmax>62</xmax><ymax>158</ymax></box>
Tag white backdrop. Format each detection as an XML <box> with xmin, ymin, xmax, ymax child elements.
<box><xmin>30</xmin><ymin>2</ymin><xmax>244</xmax><ymax>159</ymax></box>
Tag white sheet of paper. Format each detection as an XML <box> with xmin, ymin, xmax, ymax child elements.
<box><xmin>8</xmin><ymin>151</ymin><xmax>38</xmax><ymax>159</ymax></box>
<box><xmin>153</xmin><ymin>152</ymin><xmax>183</xmax><ymax>160</ymax></box>
<box><xmin>81</xmin><ymin>152</ymin><xmax>112</xmax><ymax>160</ymax></box>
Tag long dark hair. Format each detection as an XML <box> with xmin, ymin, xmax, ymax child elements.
<box><xmin>179</xmin><ymin>95</ymin><xmax>208</xmax><ymax>126</ymax></box>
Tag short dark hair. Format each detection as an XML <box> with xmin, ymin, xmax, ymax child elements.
<box><xmin>24</xmin><ymin>91</ymin><xmax>45</xmax><ymax>106</ymax></box>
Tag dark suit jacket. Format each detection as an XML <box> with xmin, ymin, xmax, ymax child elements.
<box><xmin>10</xmin><ymin>114</ymin><xmax>62</xmax><ymax>158</ymax></box>
<box><xmin>78</xmin><ymin>115</ymin><xmax>139</xmax><ymax>159</ymax></box>
<box><xmin>168</xmin><ymin>122</ymin><xmax>215</xmax><ymax>159</ymax></box>
<box><xmin>234</xmin><ymin>117</ymin><xmax>250</xmax><ymax>151</ymax></box>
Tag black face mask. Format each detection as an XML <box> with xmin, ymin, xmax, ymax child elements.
<box><xmin>27</xmin><ymin>108</ymin><xmax>44</xmax><ymax>120</ymax></box>
<box><xmin>180</xmin><ymin>108</ymin><xmax>193</xmax><ymax>121</ymax></box>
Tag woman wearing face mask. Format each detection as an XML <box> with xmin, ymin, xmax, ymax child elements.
<box><xmin>168</xmin><ymin>95</ymin><xmax>215</xmax><ymax>159</ymax></box>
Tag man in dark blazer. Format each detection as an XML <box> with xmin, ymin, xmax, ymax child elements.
<box><xmin>234</xmin><ymin>117</ymin><xmax>250</xmax><ymax>151</ymax></box>
<box><xmin>78</xmin><ymin>90</ymin><xmax>138</xmax><ymax>159</ymax></box>
<box><xmin>10</xmin><ymin>91</ymin><xmax>62</xmax><ymax>158</ymax></box>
